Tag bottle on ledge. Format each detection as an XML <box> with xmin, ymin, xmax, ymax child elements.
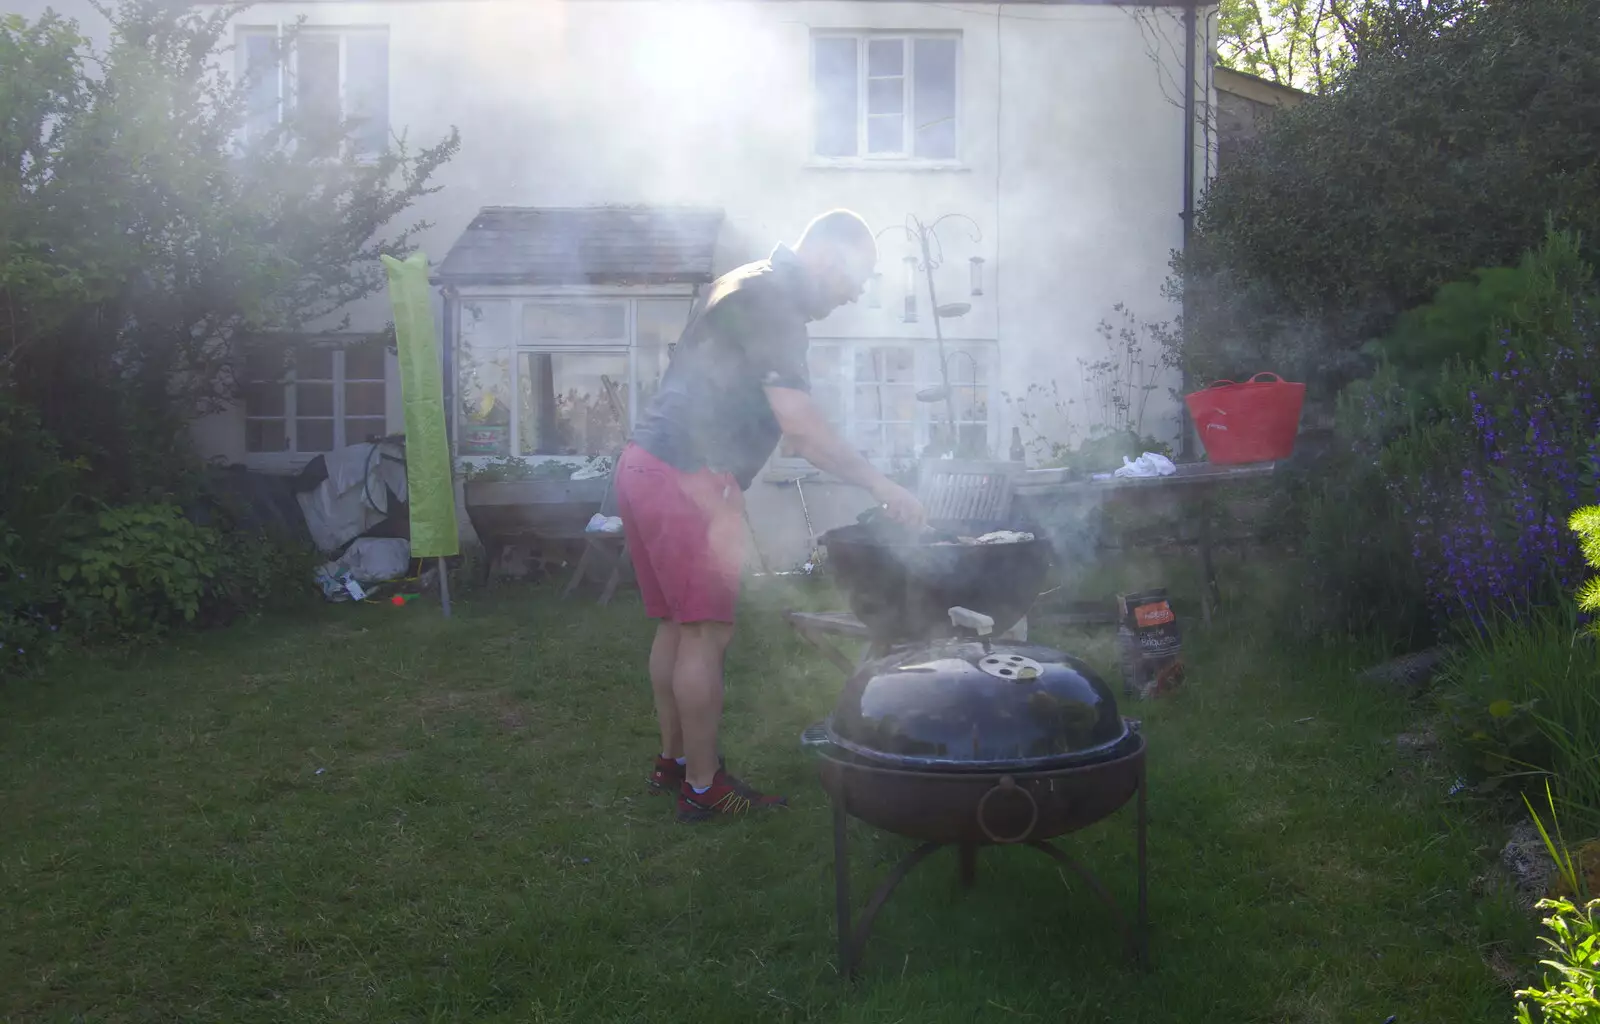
<box><xmin>1009</xmin><ymin>426</ymin><xmax>1026</xmax><ymax>464</ymax></box>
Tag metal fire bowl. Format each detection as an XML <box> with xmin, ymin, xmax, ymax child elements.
<box><xmin>819</xmin><ymin>518</ymin><xmax>1053</xmax><ymax>644</ymax></box>
<box><xmin>814</xmin><ymin>728</ymin><xmax>1145</xmax><ymax>846</ymax></box>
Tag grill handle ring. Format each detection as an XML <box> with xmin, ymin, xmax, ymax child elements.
<box><xmin>976</xmin><ymin>775</ymin><xmax>1040</xmax><ymax>844</ymax></box>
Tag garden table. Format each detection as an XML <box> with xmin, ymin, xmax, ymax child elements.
<box><xmin>1014</xmin><ymin>460</ymin><xmax>1279</xmax><ymax>626</ymax></box>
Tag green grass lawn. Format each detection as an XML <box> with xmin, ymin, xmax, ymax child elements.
<box><xmin>0</xmin><ymin>575</ymin><xmax>1531</xmax><ymax>1023</ymax></box>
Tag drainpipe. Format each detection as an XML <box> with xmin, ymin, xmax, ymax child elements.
<box><xmin>1179</xmin><ymin>0</ymin><xmax>1199</xmax><ymax>459</ymax></box>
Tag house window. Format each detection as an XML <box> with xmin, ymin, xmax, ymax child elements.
<box><xmin>812</xmin><ymin>33</ymin><xmax>959</xmax><ymax>161</ymax></box>
<box><xmin>787</xmin><ymin>340</ymin><xmax>994</xmax><ymax>463</ymax></box>
<box><xmin>237</xmin><ymin>26</ymin><xmax>390</xmax><ymax>157</ymax></box>
<box><xmin>455</xmin><ymin>297</ymin><xmax>695</xmax><ymax>459</ymax></box>
<box><xmin>243</xmin><ymin>340</ymin><xmax>389</xmax><ymax>455</ymax></box>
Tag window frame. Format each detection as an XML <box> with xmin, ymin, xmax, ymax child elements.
<box><xmin>243</xmin><ymin>340</ymin><xmax>392</xmax><ymax>462</ymax></box>
<box><xmin>809</xmin><ymin>31</ymin><xmax>963</xmax><ymax>167</ymax></box>
<box><xmin>779</xmin><ymin>338</ymin><xmax>997</xmax><ymax>469</ymax></box>
<box><xmin>453</xmin><ymin>293</ymin><xmax>698</xmax><ymax>464</ymax></box>
<box><xmin>513</xmin><ymin>298</ymin><xmax>634</xmax><ymax>460</ymax></box>
<box><xmin>234</xmin><ymin>24</ymin><xmax>391</xmax><ymax>160</ymax></box>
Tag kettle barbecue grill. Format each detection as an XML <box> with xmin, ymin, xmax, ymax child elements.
<box><xmin>799</xmin><ymin>511</ymin><xmax>1149</xmax><ymax>982</ymax></box>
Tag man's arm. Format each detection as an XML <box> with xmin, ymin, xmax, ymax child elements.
<box><xmin>764</xmin><ymin>385</ymin><xmax>925</xmax><ymax>524</ymax></box>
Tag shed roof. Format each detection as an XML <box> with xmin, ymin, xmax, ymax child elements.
<box><xmin>432</xmin><ymin>205</ymin><xmax>726</xmax><ymax>287</ymax></box>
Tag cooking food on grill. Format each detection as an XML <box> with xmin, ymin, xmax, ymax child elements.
<box><xmin>931</xmin><ymin>530</ymin><xmax>1036</xmax><ymax>546</ymax></box>
<box><xmin>853</xmin><ymin>507</ymin><xmax>1034</xmax><ymax>546</ymax></box>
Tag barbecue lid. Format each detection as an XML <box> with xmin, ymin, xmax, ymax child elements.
<box><xmin>824</xmin><ymin>640</ymin><xmax>1128</xmax><ymax>770</ymax></box>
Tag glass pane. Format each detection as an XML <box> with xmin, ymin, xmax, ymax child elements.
<box><xmin>243</xmin><ymin>346</ymin><xmax>288</xmax><ymax>382</ymax></box>
<box><xmin>867</xmin><ymin>115</ymin><xmax>904</xmax><ymax>154</ymax></box>
<box><xmin>813</xmin><ymin>36</ymin><xmax>858</xmax><ymax>157</ymax></box>
<box><xmin>635</xmin><ymin>299</ymin><xmax>694</xmax><ymax>347</ymax></box>
<box><xmin>886</xmin><ymin>423</ymin><xmax>917</xmax><ymax>459</ymax></box>
<box><xmin>956</xmin><ymin>385</ymin><xmax>989</xmax><ymax>423</ymax></box>
<box><xmin>913</xmin><ymin>38</ymin><xmax>958</xmax><ymax>160</ymax></box>
<box><xmin>344</xmin><ymin>381</ymin><xmax>385</xmax><ymax>416</ymax></box>
<box><xmin>855</xmin><ymin>384</ymin><xmax>916</xmax><ymax>422</ymax></box>
<box><xmin>866</xmin><ymin>38</ymin><xmax>904</xmax><ymax>77</ymax></box>
<box><xmin>296</xmin><ymin>418</ymin><xmax>334</xmax><ymax>453</ymax></box>
<box><xmin>522</xmin><ymin>302</ymin><xmax>627</xmax><ymax>343</ymax></box>
<box><xmin>239</xmin><ymin>31</ymin><xmax>280</xmax><ymax>141</ymax></box>
<box><xmin>867</xmin><ymin>77</ymin><xmax>904</xmax><ymax>117</ymax></box>
<box><xmin>460</xmin><ymin>300</ymin><xmax>514</xmax><ymax>348</ymax></box>
<box><xmin>517</xmin><ymin>351</ymin><xmax>630</xmax><ymax>456</ymax></box>
<box><xmin>296</xmin><ymin>346</ymin><xmax>334</xmax><ymax>380</ymax></box>
<box><xmin>635</xmin><ymin>298</ymin><xmax>694</xmax><ymax>413</ymax></box>
<box><xmin>809</xmin><ymin>344</ymin><xmax>843</xmax><ymax>381</ymax></box>
<box><xmin>243</xmin><ymin>382</ymin><xmax>285</xmax><ymax>418</ymax></box>
<box><xmin>458</xmin><ymin>301</ymin><xmax>514</xmax><ymax>451</ymax></box>
<box><xmin>294</xmin><ymin>34</ymin><xmax>341</xmax><ymax>131</ymax></box>
<box><xmin>345</xmin><ymin>417</ymin><xmax>386</xmax><ymax>444</ymax></box>
<box><xmin>811</xmin><ymin>384</ymin><xmax>845</xmax><ymax>424</ymax></box>
<box><xmin>957</xmin><ymin>423</ymin><xmax>989</xmax><ymax>455</ymax></box>
<box><xmin>344</xmin><ymin>31</ymin><xmax>389</xmax><ymax>155</ymax></box>
<box><xmin>344</xmin><ymin>343</ymin><xmax>386</xmax><ymax>380</ymax></box>
<box><xmin>245</xmin><ymin>419</ymin><xmax>286</xmax><ymax>453</ymax></box>
<box><xmin>460</xmin><ymin>350</ymin><xmax>513</xmax><ymax>454</ymax></box>
<box><xmin>943</xmin><ymin>346</ymin><xmax>989</xmax><ymax>384</ymax></box>
<box><xmin>855</xmin><ymin>346</ymin><xmax>915</xmax><ymax>383</ymax></box>
<box><xmin>853</xmin><ymin>424</ymin><xmax>886</xmax><ymax>459</ymax></box>
<box><xmin>297</xmin><ymin>382</ymin><xmax>334</xmax><ymax>417</ymax></box>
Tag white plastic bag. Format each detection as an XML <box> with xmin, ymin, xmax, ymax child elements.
<box><xmin>1112</xmin><ymin>452</ymin><xmax>1178</xmax><ymax>479</ymax></box>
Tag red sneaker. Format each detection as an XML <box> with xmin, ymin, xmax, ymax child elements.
<box><xmin>677</xmin><ymin>769</ymin><xmax>788</xmax><ymax>823</ymax></box>
<box><xmin>646</xmin><ymin>754</ymin><xmax>724</xmax><ymax>795</ymax></box>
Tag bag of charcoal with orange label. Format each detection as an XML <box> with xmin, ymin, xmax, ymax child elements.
<box><xmin>1116</xmin><ymin>588</ymin><xmax>1185</xmax><ymax>699</ymax></box>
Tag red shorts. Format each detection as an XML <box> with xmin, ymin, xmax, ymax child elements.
<box><xmin>614</xmin><ymin>442</ymin><xmax>746</xmax><ymax>624</ymax></box>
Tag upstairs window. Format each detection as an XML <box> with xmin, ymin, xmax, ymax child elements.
<box><xmin>812</xmin><ymin>33</ymin><xmax>959</xmax><ymax>162</ymax></box>
<box><xmin>237</xmin><ymin>26</ymin><xmax>390</xmax><ymax>158</ymax></box>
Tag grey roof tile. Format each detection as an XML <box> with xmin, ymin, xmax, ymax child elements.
<box><xmin>433</xmin><ymin>205</ymin><xmax>725</xmax><ymax>286</ymax></box>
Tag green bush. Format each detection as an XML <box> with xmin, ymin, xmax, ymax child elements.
<box><xmin>1178</xmin><ymin>0</ymin><xmax>1600</xmax><ymax>399</ymax></box>
<box><xmin>1375</xmin><ymin>227</ymin><xmax>1597</xmax><ymax>396</ymax></box>
<box><xmin>1434</xmin><ymin>604</ymin><xmax>1594</xmax><ymax>810</ymax></box>
<box><xmin>57</xmin><ymin>504</ymin><xmax>224</xmax><ymax>637</ymax></box>
<box><xmin>1516</xmin><ymin>792</ymin><xmax>1600</xmax><ymax>1024</ymax></box>
<box><xmin>1573</xmin><ymin>507</ymin><xmax>1600</xmax><ymax>643</ymax></box>
<box><xmin>0</xmin><ymin>394</ymin><xmax>89</xmax><ymax>675</ymax></box>
<box><xmin>212</xmin><ymin>527</ymin><xmax>319</xmax><ymax>621</ymax></box>
<box><xmin>1433</xmin><ymin>497</ymin><xmax>1600</xmax><ymax>828</ymax></box>
<box><xmin>1278</xmin><ymin>229</ymin><xmax>1599</xmax><ymax>643</ymax></box>
<box><xmin>1514</xmin><ymin>895</ymin><xmax>1600</xmax><ymax>1024</ymax></box>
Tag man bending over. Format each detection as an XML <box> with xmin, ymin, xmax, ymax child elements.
<box><xmin>615</xmin><ymin>209</ymin><xmax>927</xmax><ymax>823</ymax></box>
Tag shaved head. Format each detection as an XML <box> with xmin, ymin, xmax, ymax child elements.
<box><xmin>792</xmin><ymin>209</ymin><xmax>877</xmax><ymax>317</ymax></box>
<box><xmin>796</xmin><ymin>209</ymin><xmax>877</xmax><ymax>277</ymax></box>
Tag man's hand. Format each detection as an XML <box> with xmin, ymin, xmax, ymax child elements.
<box><xmin>765</xmin><ymin>386</ymin><xmax>927</xmax><ymax>527</ymax></box>
<box><xmin>871</xmin><ymin>478</ymin><xmax>927</xmax><ymax>528</ymax></box>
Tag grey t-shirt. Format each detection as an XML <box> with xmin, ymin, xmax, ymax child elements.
<box><xmin>630</xmin><ymin>245</ymin><xmax>813</xmax><ymax>490</ymax></box>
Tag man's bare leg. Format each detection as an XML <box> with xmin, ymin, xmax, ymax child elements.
<box><xmin>649</xmin><ymin>621</ymin><xmax>683</xmax><ymax>760</ymax></box>
<box><xmin>673</xmin><ymin>620</ymin><xmax>735</xmax><ymax>789</ymax></box>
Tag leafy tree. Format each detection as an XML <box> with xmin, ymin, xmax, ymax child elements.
<box><xmin>0</xmin><ymin>0</ymin><xmax>459</xmax><ymax>497</ymax></box>
<box><xmin>1215</xmin><ymin>0</ymin><xmax>1483</xmax><ymax>94</ymax></box>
